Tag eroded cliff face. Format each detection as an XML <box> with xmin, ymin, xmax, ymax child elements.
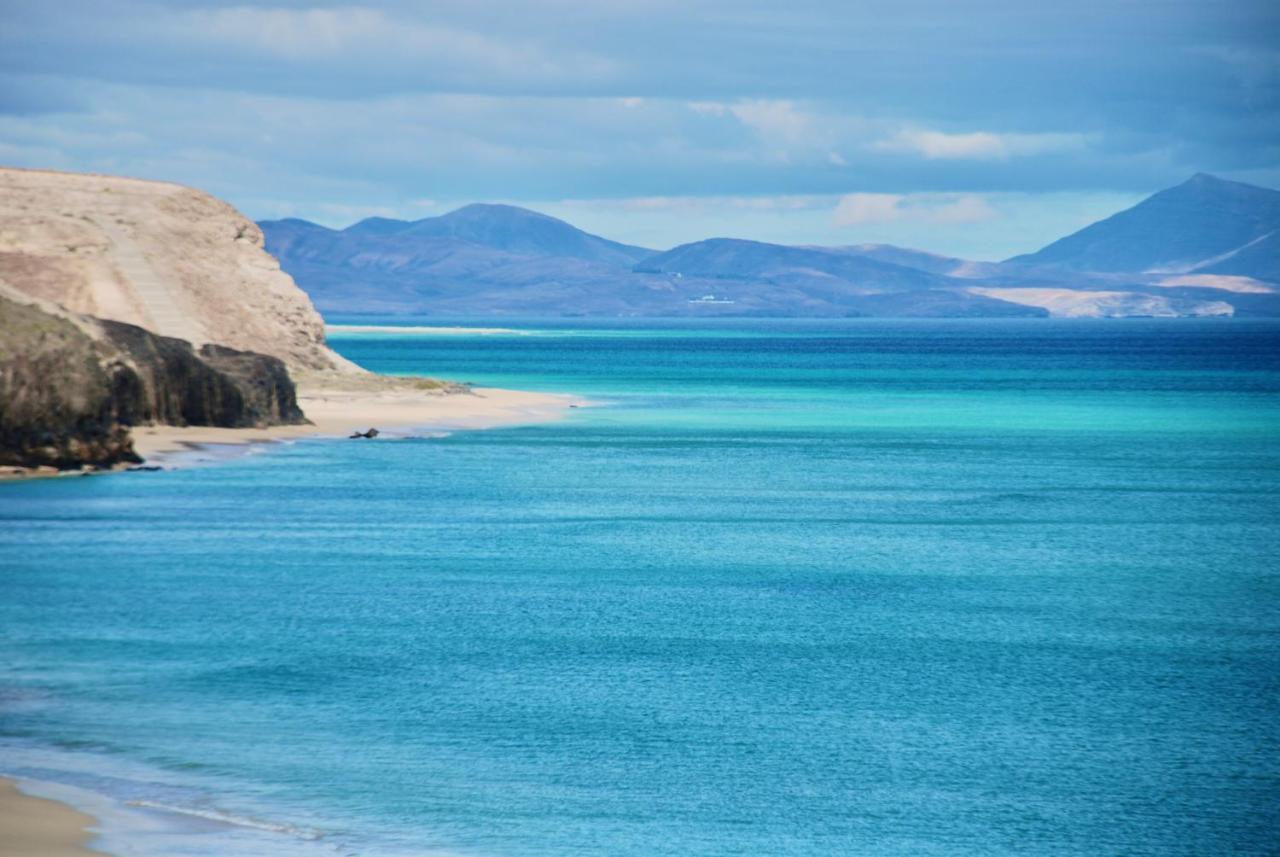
<box><xmin>101</xmin><ymin>321</ymin><xmax>306</xmax><ymax>428</ymax></box>
<box><xmin>0</xmin><ymin>166</ymin><xmax>361</xmax><ymax>375</ymax></box>
<box><xmin>0</xmin><ymin>293</ymin><xmax>307</xmax><ymax>470</ymax></box>
<box><xmin>0</xmin><ymin>295</ymin><xmax>142</xmax><ymax>468</ymax></box>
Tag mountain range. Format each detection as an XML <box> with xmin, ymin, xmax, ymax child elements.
<box><xmin>260</xmin><ymin>174</ymin><xmax>1280</xmax><ymax>319</ymax></box>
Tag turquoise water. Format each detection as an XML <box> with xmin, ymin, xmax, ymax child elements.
<box><xmin>2</xmin><ymin>319</ymin><xmax>1279</xmax><ymax>855</ymax></box>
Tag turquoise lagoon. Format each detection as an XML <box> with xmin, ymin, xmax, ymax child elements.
<box><xmin>2</xmin><ymin>319</ymin><xmax>1278</xmax><ymax>855</ymax></box>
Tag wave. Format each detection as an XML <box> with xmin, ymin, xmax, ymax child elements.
<box><xmin>126</xmin><ymin>799</ymin><xmax>324</xmax><ymax>838</ymax></box>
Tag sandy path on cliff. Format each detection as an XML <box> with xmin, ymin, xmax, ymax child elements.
<box><xmin>92</xmin><ymin>216</ymin><xmax>206</xmax><ymax>344</ymax></box>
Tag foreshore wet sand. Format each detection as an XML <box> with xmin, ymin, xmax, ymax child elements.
<box><xmin>0</xmin><ymin>777</ymin><xmax>103</xmax><ymax>857</ymax></box>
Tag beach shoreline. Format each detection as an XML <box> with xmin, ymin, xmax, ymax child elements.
<box><xmin>0</xmin><ymin>777</ymin><xmax>104</xmax><ymax>857</ymax></box>
<box><xmin>2</xmin><ymin>380</ymin><xmax>583</xmax><ymax>479</ymax></box>
<box><xmin>134</xmin><ymin>381</ymin><xmax>580</xmax><ymax>464</ymax></box>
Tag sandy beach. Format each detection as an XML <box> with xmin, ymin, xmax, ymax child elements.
<box><xmin>0</xmin><ymin>377</ymin><xmax>581</xmax><ymax>480</ymax></box>
<box><xmin>0</xmin><ymin>778</ymin><xmax>103</xmax><ymax>857</ymax></box>
<box><xmin>130</xmin><ymin>377</ymin><xmax>581</xmax><ymax>466</ymax></box>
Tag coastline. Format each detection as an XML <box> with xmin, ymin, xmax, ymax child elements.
<box><xmin>325</xmin><ymin>324</ymin><xmax>530</xmax><ymax>335</ymax></box>
<box><xmin>0</xmin><ymin>777</ymin><xmax>104</xmax><ymax>857</ymax></box>
<box><xmin>3</xmin><ymin>379</ymin><xmax>582</xmax><ymax>479</ymax></box>
<box><xmin>134</xmin><ymin>381</ymin><xmax>579</xmax><ymax>464</ymax></box>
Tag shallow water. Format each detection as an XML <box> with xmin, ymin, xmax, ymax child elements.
<box><xmin>3</xmin><ymin>319</ymin><xmax>1279</xmax><ymax>855</ymax></box>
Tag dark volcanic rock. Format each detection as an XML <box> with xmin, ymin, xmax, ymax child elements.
<box><xmin>0</xmin><ymin>296</ymin><xmax>143</xmax><ymax>468</ymax></box>
<box><xmin>97</xmin><ymin>319</ymin><xmax>307</xmax><ymax>428</ymax></box>
<box><xmin>1</xmin><ymin>295</ymin><xmax>308</xmax><ymax>470</ymax></box>
<box><xmin>99</xmin><ymin>320</ymin><xmax>256</xmax><ymax>428</ymax></box>
<box><xmin>197</xmin><ymin>343</ymin><xmax>307</xmax><ymax>425</ymax></box>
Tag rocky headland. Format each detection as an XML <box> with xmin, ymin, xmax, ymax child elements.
<box><xmin>0</xmin><ymin>289</ymin><xmax>307</xmax><ymax>471</ymax></box>
<box><xmin>0</xmin><ymin>166</ymin><xmax>571</xmax><ymax>476</ymax></box>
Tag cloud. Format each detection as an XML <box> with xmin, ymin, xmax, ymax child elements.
<box><xmin>560</xmin><ymin>194</ymin><xmax>829</xmax><ymax>212</ymax></box>
<box><xmin>873</xmin><ymin>128</ymin><xmax>1090</xmax><ymax>160</ymax></box>
<box><xmin>833</xmin><ymin>193</ymin><xmax>998</xmax><ymax>226</ymax></box>
<box><xmin>878</xmin><ymin>130</ymin><xmax>1008</xmax><ymax>159</ymax></box>
<box><xmin>193</xmin><ymin>6</ymin><xmax>391</xmax><ymax>58</ymax></box>
<box><xmin>727</xmin><ymin>100</ymin><xmax>814</xmax><ymax>147</ymax></box>
<box><xmin>831</xmin><ymin>193</ymin><xmax>904</xmax><ymax>225</ymax></box>
<box><xmin>1</xmin><ymin>0</ymin><xmax>1275</xmax><ymax>248</ymax></box>
<box><xmin>183</xmin><ymin>4</ymin><xmax>621</xmax><ymax>84</ymax></box>
<box><xmin>687</xmin><ymin>101</ymin><xmax>729</xmax><ymax>117</ymax></box>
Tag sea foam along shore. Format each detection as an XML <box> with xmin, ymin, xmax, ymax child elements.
<box><xmin>0</xmin><ymin>777</ymin><xmax>101</xmax><ymax>857</ymax></box>
<box><xmin>0</xmin><ymin>771</ymin><xmax>342</xmax><ymax>857</ymax></box>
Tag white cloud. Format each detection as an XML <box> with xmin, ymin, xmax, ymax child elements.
<box><xmin>195</xmin><ymin>7</ymin><xmax>386</xmax><ymax>58</ymax></box>
<box><xmin>832</xmin><ymin>193</ymin><xmax>904</xmax><ymax>225</ymax></box>
<box><xmin>686</xmin><ymin>101</ymin><xmax>729</xmax><ymax>117</ymax></box>
<box><xmin>833</xmin><ymin>193</ymin><xmax>997</xmax><ymax>226</ymax></box>
<box><xmin>728</xmin><ymin>100</ymin><xmax>813</xmax><ymax>146</ymax></box>
<box><xmin>926</xmin><ymin>194</ymin><xmax>999</xmax><ymax>224</ymax></box>
<box><xmin>873</xmin><ymin>128</ymin><xmax>1090</xmax><ymax>160</ymax></box>
<box><xmin>177</xmin><ymin>5</ymin><xmax>616</xmax><ymax>84</ymax></box>
<box><xmin>884</xmin><ymin>130</ymin><xmax>1008</xmax><ymax>159</ymax></box>
<box><xmin>685</xmin><ymin>99</ymin><xmax>835</xmax><ymax>153</ymax></box>
<box><xmin>560</xmin><ymin>194</ymin><xmax>829</xmax><ymax>212</ymax></box>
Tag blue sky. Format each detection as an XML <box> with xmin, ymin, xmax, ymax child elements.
<box><xmin>1</xmin><ymin>0</ymin><xmax>1276</xmax><ymax>258</ymax></box>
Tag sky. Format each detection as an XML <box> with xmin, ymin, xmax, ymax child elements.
<box><xmin>1</xmin><ymin>0</ymin><xmax>1277</xmax><ymax>258</ymax></box>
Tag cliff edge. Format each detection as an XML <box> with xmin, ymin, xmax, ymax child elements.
<box><xmin>0</xmin><ymin>166</ymin><xmax>359</xmax><ymax>375</ymax></box>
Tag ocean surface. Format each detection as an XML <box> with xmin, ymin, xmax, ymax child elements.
<box><xmin>2</xmin><ymin>318</ymin><xmax>1279</xmax><ymax>856</ymax></box>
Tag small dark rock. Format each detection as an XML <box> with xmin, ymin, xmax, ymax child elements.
<box><xmin>348</xmin><ymin>428</ymin><xmax>380</xmax><ymax>439</ymax></box>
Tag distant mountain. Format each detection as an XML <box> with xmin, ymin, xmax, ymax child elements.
<box><xmin>1194</xmin><ymin>230</ymin><xmax>1280</xmax><ymax>282</ymax></box>
<box><xmin>1007</xmin><ymin>173</ymin><xmax>1280</xmax><ymax>276</ymax></box>
<box><xmin>634</xmin><ymin>238</ymin><xmax>950</xmax><ymax>291</ymax></box>
<box><xmin>264</xmin><ymin>204</ymin><xmax>652</xmax><ymax>271</ymax></box>
<box><xmin>260</xmin><ymin>211</ymin><xmax>1048</xmax><ymax>317</ymax></box>
<box><xmin>260</xmin><ymin>176</ymin><xmax>1280</xmax><ymax>319</ymax></box>
<box><xmin>402</xmin><ymin>204</ymin><xmax>654</xmax><ymax>266</ymax></box>
<box><xmin>342</xmin><ymin>216</ymin><xmax>417</xmax><ymax>238</ymax></box>
<box><xmin>261</xmin><ymin>205</ymin><xmax>666</xmax><ymax>316</ymax></box>
<box><xmin>824</xmin><ymin>244</ymin><xmax>1001</xmax><ymax>279</ymax></box>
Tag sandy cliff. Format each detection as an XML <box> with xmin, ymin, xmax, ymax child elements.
<box><xmin>0</xmin><ymin>166</ymin><xmax>358</xmax><ymax>374</ymax></box>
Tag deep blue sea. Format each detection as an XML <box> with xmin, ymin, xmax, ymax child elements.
<box><xmin>2</xmin><ymin>319</ymin><xmax>1279</xmax><ymax>856</ymax></box>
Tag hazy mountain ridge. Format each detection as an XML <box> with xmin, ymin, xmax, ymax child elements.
<box><xmin>1007</xmin><ymin>174</ymin><xmax>1280</xmax><ymax>275</ymax></box>
<box><xmin>260</xmin><ymin>174</ymin><xmax>1280</xmax><ymax>318</ymax></box>
<box><xmin>633</xmin><ymin>238</ymin><xmax>951</xmax><ymax>290</ymax></box>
